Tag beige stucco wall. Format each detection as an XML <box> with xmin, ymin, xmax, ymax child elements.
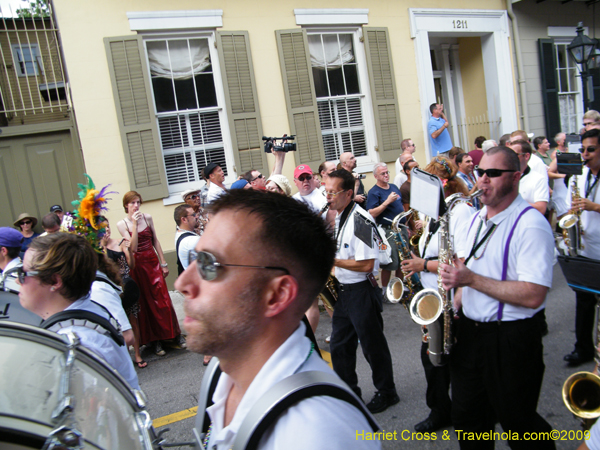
<box><xmin>457</xmin><ymin>36</ymin><xmax>489</xmax><ymax>147</ymax></box>
<box><xmin>51</xmin><ymin>0</ymin><xmax>507</xmax><ymax>254</ymax></box>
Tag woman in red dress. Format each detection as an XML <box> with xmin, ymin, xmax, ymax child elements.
<box><xmin>117</xmin><ymin>191</ymin><xmax>185</xmax><ymax>356</ymax></box>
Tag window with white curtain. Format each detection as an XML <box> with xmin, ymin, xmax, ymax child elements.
<box><xmin>145</xmin><ymin>37</ymin><xmax>227</xmax><ymax>193</ymax></box>
<box><xmin>308</xmin><ymin>32</ymin><xmax>367</xmax><ymax>161</ymax></box>
<box><xmin>555</xmin><ymin>42</ymin><xmax>582</xmax><ymax>134</ymax></box>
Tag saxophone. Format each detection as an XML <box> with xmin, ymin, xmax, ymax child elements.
<box><xmin>409</xmin><ymin>190</ymin><xmax>482</xmax><ymax>367</ymax></box>
<box><xmin>386</xmin><ymin>209</ymin><xmax>424</xmax><ymax>309</ymax></box>
<box><xmin>558</xmin><ymin>175</ymin><xmax>584</xmax><ymax>256</ymax></box>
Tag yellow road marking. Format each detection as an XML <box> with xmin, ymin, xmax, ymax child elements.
<box><xmin>153</xmin><ymin>406</ymin><xmax>198</xmax><ymax>428</ymax></box>
<box><xmin>152</xmin><ymin>347</ymin><xmax>332</xmax><ymax>428</ymax></box>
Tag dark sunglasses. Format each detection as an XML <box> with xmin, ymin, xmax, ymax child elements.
<box><xmin>188</xmin><ymin>194</ymin><xmax>200</xmax><ymax>200</ymax></box>
<box><xmin>580</xmin><ymin>146</ymin><xmax>597</xmax><ymax>153</ymax></box>
<box><xmin>252</xmin><ymin>174</ymin><xmax>264</xmax><ymax>182</ymax></box>
<box><xmin>16</xmin><ymin>267</ymin><xmax>39</xmax><ymax>284</ymax></box>
<box><xmin>20</xmin><ymin>220</ymin><xmax>32</xmax><ymax>225</ymax></box>
<box><xmin>474</xmin><ymin>166</ymin><xmax>517</xmax><ymax>178</ymax></box>
<box><xmin>297</xmin><ymin>175</ymin><xmax>313</xmax><ymax>182</ymax></box>
<box><xmin>188</xmin><ymin>250</ymin><xmax>289</xmax><ymax>281</ymax></box>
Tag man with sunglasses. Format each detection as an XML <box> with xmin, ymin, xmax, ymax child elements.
<box><xmin>326</xmin><ymin>169</ymin><xmax>399</xmax><ymax>414</ymax></box>
<box><xmin>440</xmin><ymin>146</ymin><xmax>555</xmax><ymax>449</ymax></box>
<box><xmin>292</xmin><ymin>164</ymin><xmax>327</xmax><ymax>214</ymax></box>
<box><xmin>563</xmin><ymin>129</ymin><xmax>600</xmax><ymax>367</ymax></box>
<box><xmin>507</xmin><ymin>139</ymin><xmax>549</xmax><ymax>215</ymax></box>
<box><xmin>175</xmin><ymin>190</ymin><xmax>379</xmax><ymax>449</ymax></box>
<box><xmin>243</xmin><ymin>169</ymin><xmax>267</xmax><ymax>190</ymax></box>
<box><xmin>174</xmin><ymin>205</ymin><xmax>201</xmax><ymax>275</ymax></box>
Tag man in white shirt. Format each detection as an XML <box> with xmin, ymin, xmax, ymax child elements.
<box><xmin>292</xmin><ymin>164</ymin><xmax>327</xmax><ymax>214</ymax></box>
<box><xmin>508</xmin><ymin>131</ymin><xmax>549</xmax><ymax>181</ymax></box>
<box><xmin>564</xmin><ymin>129</ymin><xmax>600</xmax><ymax>367</ymax></box>
<box><xmin>175</xmin><ymin>189</ymin><xmax>379</xmax><ymax>449</ymax></box>
<box><xmin>173</xmin><ymin>204</ymin><xmax>201</xmax><ymax>275</ymax></box>
<box><xmin>204</xmin><ymin>162</ymin><xmax>227</xmax><ymax>203</ymax></box>
<box><xmin>393</xmin><ymin>151</ymin><xmax>415</xmax><ymax>189</ymax></box>
<box><xmin>507</xmin><ymin>139</ymin><xmax>549</xmax><ymax>215</ymax></box>
<box><xmin>326</xmin><ymin>169</ymin><xmax>399</xmax><ymax>415</ymax></box>
<box><xmin>441</xmin><ymin>146</ymin><xmax>555</xmax><ymax>450</ymax></box>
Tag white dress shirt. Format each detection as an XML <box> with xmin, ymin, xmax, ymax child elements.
<box><xmin>206</xmin><ymin>321</ymin><xmax>380</xmax><ymax>450</ymax></box>
<box><xmin>91</xmin><ymin>272</ymin><xmax>131</xmax><ymax>332</ymax></box>
<box><xmin>207</xmin><ymin>183</ymin><xmax>227</xmax><ymax>204</ymax></box>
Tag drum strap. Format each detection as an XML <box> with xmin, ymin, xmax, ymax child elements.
<box><xmin>42</xmin><ymin>309</ymin><xmax>125</xmax><ymax>346</ymax></box>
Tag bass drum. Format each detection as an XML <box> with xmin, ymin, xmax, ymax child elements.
<box><xmin>0</xmin><ymin>321</ymin><xmax>156</xmax><ymax>449</ymax></box>
<box><xmin>0</xmin><ymin>289</ymin><xmax>42</xmax><ymax>326</ymax></box>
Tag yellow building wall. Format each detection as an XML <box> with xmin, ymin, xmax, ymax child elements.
<box><xmin>457</xmin><ymin>36</ymin><xmax>489</xmax><ymax>148</ymax></box>
<box><xmin>51</xmin><ymin>0</ymin><xmax>506</xmax><ymax>255</ymax></box>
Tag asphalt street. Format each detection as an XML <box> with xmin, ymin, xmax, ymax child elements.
<box><xmin>137</xmin><ymin>263</ymin><xmax>593</xmax><ymax>449</ymax></box>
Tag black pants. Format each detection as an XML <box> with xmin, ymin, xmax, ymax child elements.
<box><xmin>330</xmin><ymin>280</ymin><xmax>396</xmax><ymax>398</ymax></box>
<box><xmin>420</xmin><ymin>340</ymin><xmax>451</xmax><ymax>422</ymax></box>
<box><xmin>574</xmin><ymin>290</ymin><xmax>597</xmax><ymax>358</ymax></box>
<box><xmin>450</xmin><ymin>312</ymin><xmax>555</xmax><ymax>450</ymax></box>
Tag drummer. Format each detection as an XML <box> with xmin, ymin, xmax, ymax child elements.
<box><xmin>18</xmin><ymin>233</ymin><xmax>139</xmax><ymax>389</ymax></box>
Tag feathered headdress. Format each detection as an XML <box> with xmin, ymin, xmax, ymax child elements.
<box><xmin>69</xmin><ymin>174</ymin><xmax>116</xmax><ymax>253</ymax></box>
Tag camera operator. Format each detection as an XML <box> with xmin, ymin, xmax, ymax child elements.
<box><xmin>340</xmin><ymin>152</ymin><xmax>367</xmax><ymax>208</ymax></box>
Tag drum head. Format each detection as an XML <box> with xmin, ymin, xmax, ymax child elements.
<box><xmin>0</xmin><ymin>322</ymin><xmax>148</xmax><ymax>449</ymax></box>
<box><xmin>0</xmin><ymin>290</ymin><xmax>42</xmax><ymax>326</ymax></box>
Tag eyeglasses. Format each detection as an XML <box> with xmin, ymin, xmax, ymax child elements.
<box><xmin>474</xmin><ymin>166</ymin><xmax>517</xmax><ymax>178</ymax></box>
<box><xmin>20</xmin><ymin>220</ymin><xmax>32</xmax><ymax>225</ymax></box>
<box><xmin>187</xmin><ymin>194</ymin><xmax>200</xmax><ymax>200</ymax></box>
<box><xmin>580</xmin><ymin>146</ymin><xmax>597</xmax><ymax>153</ymax></box>
<box><xmin>16</xmin><ymin>267</ymin><xmax>39</xmax><ymax>284</ymax></box>
<box><xmin>251</xmin><ymin>174</ymin><xmax>264</xmax><ymax>182</ymax></box>
<box><xmin>325</xmin><ymin>189</ymin><xmax>347</xmax><ymax>197</ymax></box>
<box><xmin>379</xmin><ymin>171</ymin><xmax>389</xmax><ymax>176</ymax></box>
<box><xmin>188</xmin><ymin>250</ymin><xmax>289</xmax><ymax>281</ymax></box>
<box><xmin>297</xmin><ymin>175</ymin><xmax>313</xmax><ymax>182</ymax></box>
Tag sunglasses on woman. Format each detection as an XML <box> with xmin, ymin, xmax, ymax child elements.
<box><xmin>474</xmin><ymin>166</ymin><xmax>517</xmax><ymax>178</ymax></box>
<box><xmin>16</xmin><ymin>267</ymin><xmax>39</xmax><ymax>284</ymax></box>
<box><xmin>20</xmin><ymin>220</ymin><xmax>32</xmax><ymax>225</ymax></box>
<box><xmin>188</xmin><ymin>250</ymin><xmax>289</xmax><ymax>281</ymax></box>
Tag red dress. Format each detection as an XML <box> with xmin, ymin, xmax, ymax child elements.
<box><xmin>129</xmin><ymin>225</ymin><xmax>181</xmax><ymax>345</ymax></box>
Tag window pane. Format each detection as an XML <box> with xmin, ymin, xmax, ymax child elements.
<box><xmin>195</xmin><ymin>72</ymin><xmax>218</xmax><ymax>108</ymax></box>
<box><xmin>558</xmin><ymin>68</ymin><xmax>568</xmax><ymax>93</ymax></box>
<box><xmin>343</xmin><ymin>64</ymin><xmax>359</xmax><ymax>95</ymax></box>
<box><xmin>312</xmin><ymin>67</ymin><xmax>329</xmax><ymax>98</ymax></box>
<box><xmin>556</xmin><ymin>45</ymin><xmax>566</xmax><ymax>69</ymax></box>
<box><xmin>327</xmin><ymin>67</ymin><xmax>345</xmax><ymax>96</ymax></box>
<box><xmin>174</xmin><ymin>78</ymin><xmax>199</xmax><ymax>110</ymax></box>
<box><xmin>152</xmin><ymin>77</ymin><xmax>176</xmax><ymax>113</ymax></box>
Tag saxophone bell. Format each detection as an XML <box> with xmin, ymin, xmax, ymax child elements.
<box><xmin>563</xmin><ymin>371</ymin><xmax>600</xmax><ymax>421</ymax></box>
<box><xmin>386</xmin><ymin>277</ymin><xmax>405</xmax><ymax>304</ymax></box>
<box><xmin>409</xmin><ymin>288</ymin><xmax>444</xmax><ymax>326</ymax></box>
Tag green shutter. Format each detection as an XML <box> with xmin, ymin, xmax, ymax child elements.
<box><xmin>216</xmin><ymin>31</ymin><xmax>267</xmax><ymax>176</ymax></box>
<box><xmin>276</xmin><ymin>29</ymin><xmax>324</xmax><ymax>172</ymax></box>
<box><xmin>363</xmin><ymin>27</ymin><xmax>402</xmax><ymax>163</ymax></box>
<box><xmin>538</xmin><ymin>39</ymin><xmax>561</xmax><ymax>145</ymax></box>
<box><xmin>104</xmin><ymin>35</ymin><xmax>168</xmax><ymax>200</ymax></box>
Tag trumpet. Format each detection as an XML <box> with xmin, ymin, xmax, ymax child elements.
<box><xmin>386</xmin><ymin>210</ymin><xmax>424</xmax><ymax>308</ymax></box>
<box><xmin>563</xmin><ymin>294</ymin><xmax>600</xmax><ymax>427</ymax></box>
<box><xmin>409</xmin><ymin>189</ymin><xmax>482</xmax><ymax>366</ymax></box>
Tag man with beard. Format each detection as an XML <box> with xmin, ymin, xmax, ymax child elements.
<box><xmin>175</xmin><ymin>190</ymin><xmax>379</xmax><ymax>449</ymax></box>
<box><xmin>440</xmin><ymin>146</ymin><xmax>555</xmax><ymax>450</ymax></box>
<box><xmin>181</xmin><ymin>189</ymin><xmax>206</xmax><ymax>235</ymax></box>
<box><xmin>326</xmin><ymin>169</ymin><xmax>399</xmax><ymax>414</ymax></box>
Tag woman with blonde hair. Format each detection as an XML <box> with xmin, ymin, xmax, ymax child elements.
<box><xmin>117</xmin><ymin>191</ymin><xmax>185</xmax><ymax>357</ymax></box>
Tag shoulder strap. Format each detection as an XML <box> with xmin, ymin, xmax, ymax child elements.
<box><xmin>95</xmin><ymin>272</ymin><xmax>123</xmax><ymax>293</ymax></box>
<box><xmin>176</xmin><ymin>231</ymin><xmax>197</xmax><ymax>275</ymax></box>
<box><xmin>497</xmin><ymin>206</ymin><xmax>534</xmax><ymax>321</ymax></box>
<box><xmin>42</xmin><ymin>309</ymin><xmax>125</xmax><ymax>346</ymax></box>
<box><xmin>232</xmin><ymin>371</ymin><xmax>379</xmax><ymax>450</ymax></box>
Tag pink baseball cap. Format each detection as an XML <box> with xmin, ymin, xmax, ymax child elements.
<box><xmin>294</xmin><ymin>164</ymin><xmax>312</xmax><ymax>179</ymax></box>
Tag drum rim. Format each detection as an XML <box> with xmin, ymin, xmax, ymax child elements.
<box><xmin>0</xmin><ymin>321</ymin><xmax>142</xmax><ymax>410</ymax></box>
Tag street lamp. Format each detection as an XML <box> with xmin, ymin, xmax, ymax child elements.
<box><xmin>568</xmin><ymin>22</ymin><xmax>596</xmax><ymax>112</ymax></box>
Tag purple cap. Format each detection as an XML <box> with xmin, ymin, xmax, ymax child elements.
<box><xmin>0</xmin><ymin>227</ymin><xmax>24</xmax><ymax>247</ymax></box>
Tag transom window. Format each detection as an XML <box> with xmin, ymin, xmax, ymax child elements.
<box><xmin>308</xmin><ymin>32</ymin><xmax>367</xmax><ymax>161</ymax></box>
<box><xmin>12</xmin><ymin>44</ymin><xmax>43</xmax><ymax>77</ymax></box>
<box><xmin>555</xmin><ymin>42</ymin><xmax>581</xmax><ymax>134</ymax></box>
<box><xmin>145</xmin><ymin>37</ymin><xmax>227</xmax><ymax>192</ymax></box>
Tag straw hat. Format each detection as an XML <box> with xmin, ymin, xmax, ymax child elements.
<box><xmin>14</xmin><ymin>212</ymin><xmax>38</xmax><ymax>228</ymax></box>
<box><xmin>267</xmin><ymin>174</ymin><xmax>292</xmax><ymax>197</ymax></box>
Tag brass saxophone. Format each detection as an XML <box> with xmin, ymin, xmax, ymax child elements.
<box><xmin>563</xmin><ymin>294</ymin><xmax>600</xmax><ymax>428</ymax></box>
<box><xmin>409</xmin><ymin>190</ymin><xmax>482</xmax><ymax>366</ymax></box>
<box><xmin>386</xmin><ymin>209</ymin><xmax>424</xmax><ymax>309</ymax></box>
<box><xmin>409</xmin><ymin>209</ymin><xmax>424</xmax><ymax>249</ymax></box>
<box><xmin>318</xmin><ymin>201</ymin><xmax>339</xmax><ymax>311</ymax></box>
<box><xmin>559</xmin><ymin>175</ymin><xmax>585</xmax><ymax>256</ymax></box>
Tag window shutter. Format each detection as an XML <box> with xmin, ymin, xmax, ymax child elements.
<box><xmin>104</xmin><ymin>35</ymin><xmax>168</xmax><ymax>201</ymax></box>
<box><xmin>363</xmin><ymin>27</ymin><xmax>402</xmax><ymax>163</ymax></box>
<box><xmin>538</xmin><ymin>39</ymin><xmax>561</xmax><ymax>143</ymax></box>
<box><xmin>276</xmin><ymin>29</ymin><xmax>324</xmax><ymax>172</ymax></box>
<box><xmin>216</xmin><ymin>31</ymin><xmax>267</xmax><ymax>176</ymax></box>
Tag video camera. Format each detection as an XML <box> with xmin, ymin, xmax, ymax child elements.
<box><xmin>262</xmin><ymin>134</ymin><xmax>296</xmax><ymax>153</ymax></box>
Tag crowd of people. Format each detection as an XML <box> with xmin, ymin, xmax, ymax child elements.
<box><xmin>1</xmin><ymin>108</ymin><xmax>599</xmax><ymax>449</ymax></box>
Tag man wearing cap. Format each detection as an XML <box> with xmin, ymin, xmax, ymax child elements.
<box><xmin>0</xmin><ymin>227</ymin><xmax>23</xmax><ymax>293</ymax></box>
<box><xmin>231</xmin><ymin>179</ymin><xmax>251</xmax><ymax>190</ymax></box>
<box><xmin>266</xmin><ymin>174</ymin><xmax>292</xmax><ymax>196</ymax></box>
<box><xmin>49</xmin><ymin>205</ymin><xmax>64</xmax><ymax>222</ymax></box>
<box><xmin>204</xmin><ymin>162</ymin><xmax>227</xmax><ymax>204</ymax></box>
<box><xmin>293</xmin><ymin>164</ymin><xmax>327</xmax><ymax>214</ymax></box>
<box><xmin>182</xmin><ymin>188</ymin><xmax>206</xmax><ymax>235</ymax></box>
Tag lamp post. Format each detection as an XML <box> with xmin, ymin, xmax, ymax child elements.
<box><xmin>568</xmin><ymin>22</ymin><xmax>596</xmax><ymax>112</ymax></box>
